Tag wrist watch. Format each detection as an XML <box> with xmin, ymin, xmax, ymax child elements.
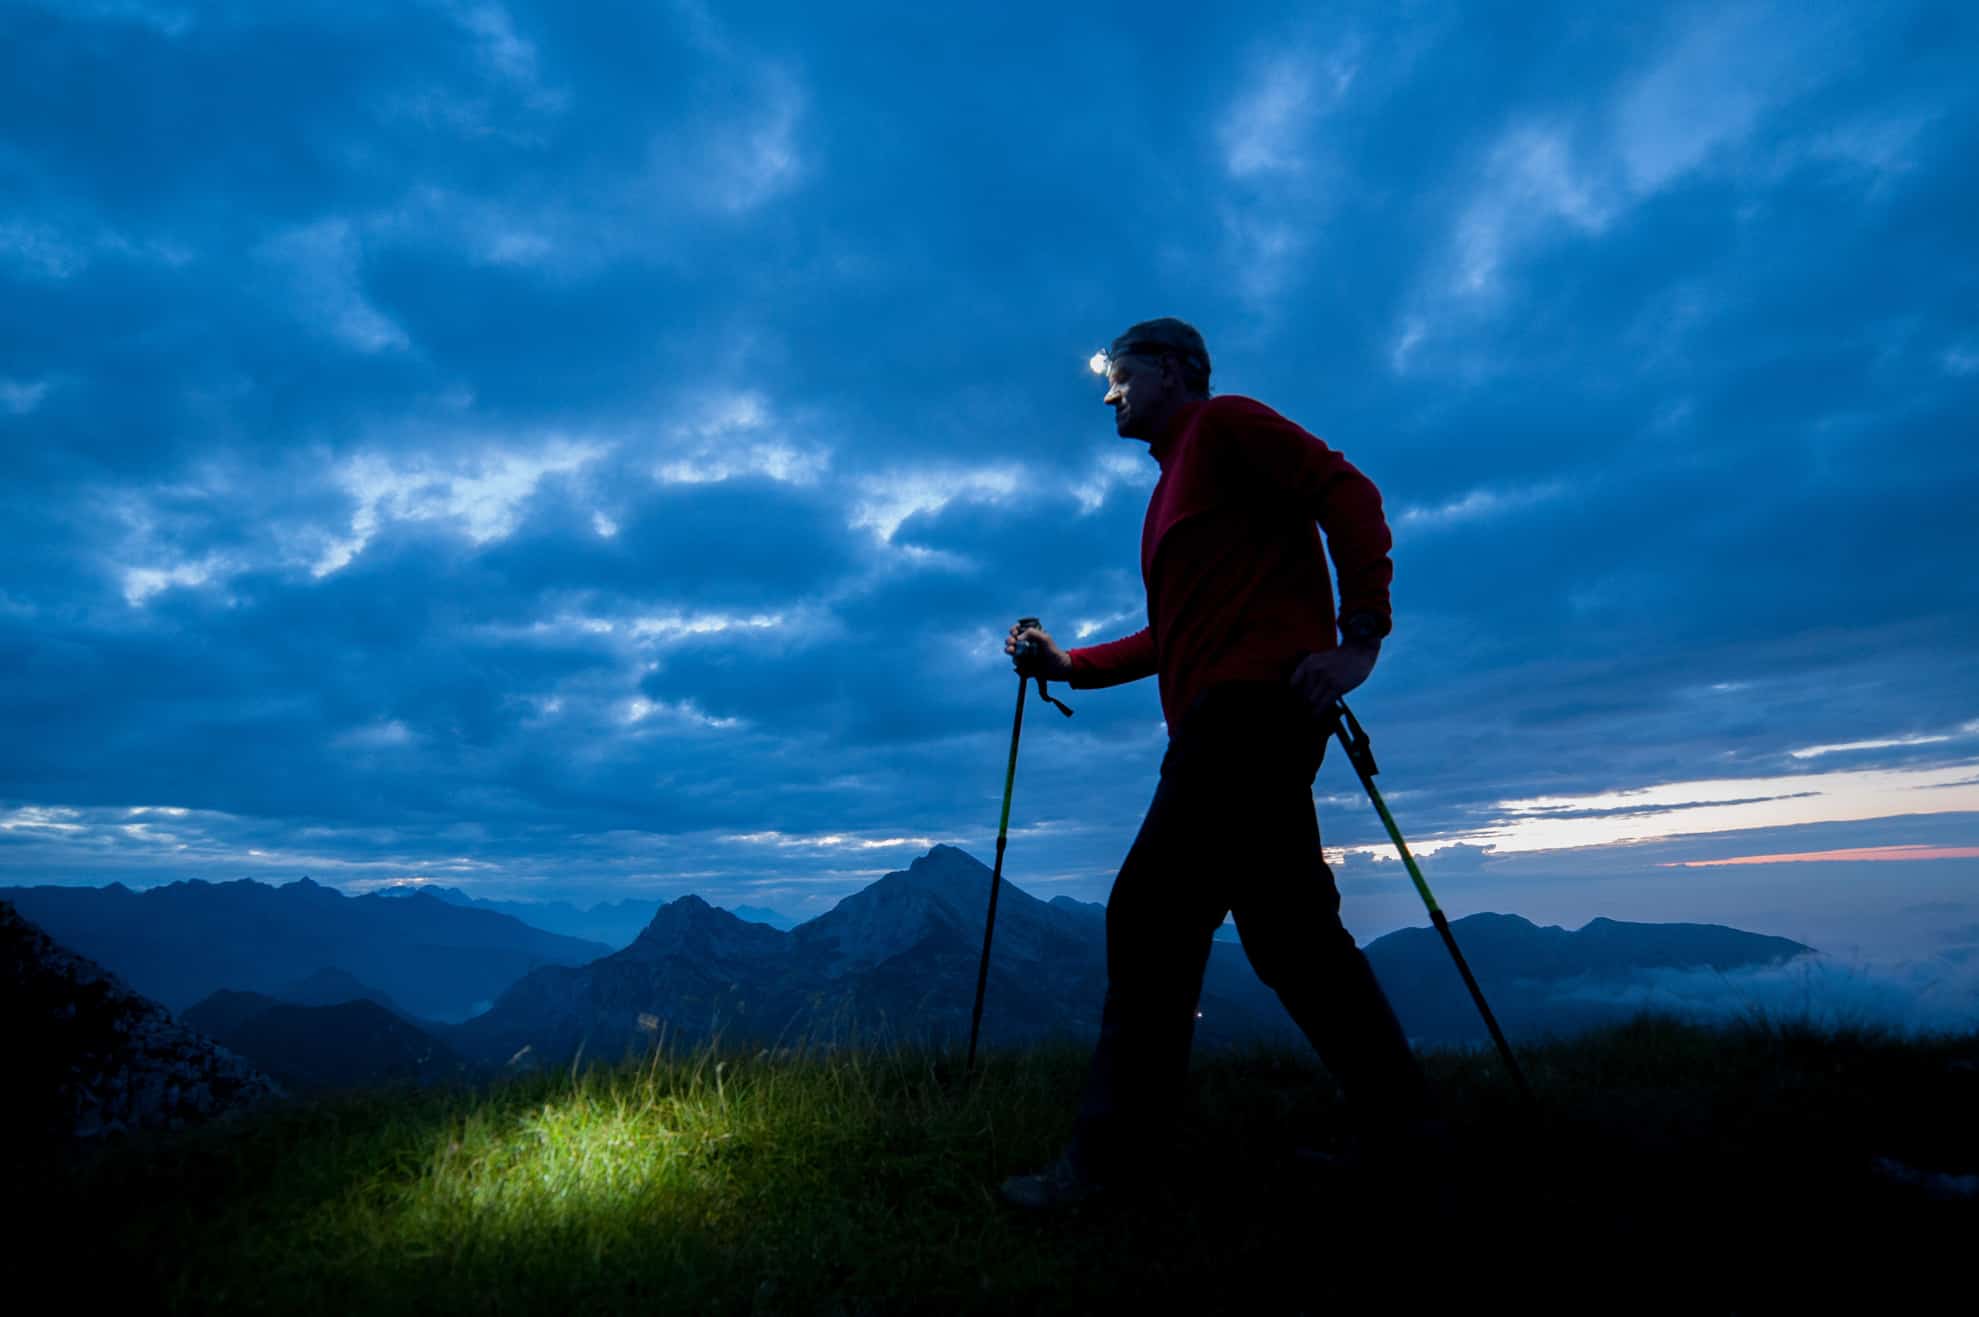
<box><xmin>1341</xmin><ymin>612</ymin><xmax>1389</xmax><ymax>645</ymax></box>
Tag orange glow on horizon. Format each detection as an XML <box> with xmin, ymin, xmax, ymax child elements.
<box><xmin>1661</xmin><ymin>844</ymin><xmax>1979</xmax><ymax>868</ymax></box>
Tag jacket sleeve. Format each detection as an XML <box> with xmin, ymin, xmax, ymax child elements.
<box><xmin>1066</xmin><ymin>627</ymin><xmax>1157</xmax><ymax>689</ymax></box>
<box><xmin>1217</xmin><ymin>399</ymin><xmax>1394</xmax><ymax>635</ymax></box>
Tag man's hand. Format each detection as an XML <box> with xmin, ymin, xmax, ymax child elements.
<box><xmin>1005</xmin><ymin>621</ymin><xmax>1073</xmax><ymax>680</ymax></box>
<box><xmin>1289</xmin><ymin>638</ymin><xmax>1381</xmax><ymax>727</ymax></box>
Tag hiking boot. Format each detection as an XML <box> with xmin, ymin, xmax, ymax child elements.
<box><xmin>998</xmin><ymin>1152</ymin><xmax>1106</xmax><ymax>1211</ymax></box>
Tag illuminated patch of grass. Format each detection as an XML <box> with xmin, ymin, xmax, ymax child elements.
<box><xmin>35</xmin><ymin>1017</ymin><xmax>1979</xmax><ymax>1314</ymax></box>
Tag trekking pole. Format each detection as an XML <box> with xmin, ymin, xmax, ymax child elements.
<box><xmin>968</xmin><ymin>617</ymin><xmax>1072</xmax><ymax>1072</ymax></box>
<box><xmin>1326</xmin><ymin>696</ymin><xmax>1535</xmax><ymax>1105</ymax></box>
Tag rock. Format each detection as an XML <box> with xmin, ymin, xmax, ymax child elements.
<box><xmin>2</xmin><ymin>899</ymin><xmax>282</xmax><ymax>1149</ymax></box>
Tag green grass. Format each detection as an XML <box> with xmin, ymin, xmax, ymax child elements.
<box><xmin>32</xmin><ymin>1015</ymin><xmax>1979</xmax><ymax>1315</ymax></box>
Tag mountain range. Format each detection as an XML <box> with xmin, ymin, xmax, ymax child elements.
<box><xmin>445</xmin><ymin>845</ymin><xmax>1815</xmax><ymax>1068</ymax></box>
<box><xmin>376</xmin><ymin>884</ymin><xmax>798</xmax><ymax>947</ymax></box>
<box><xmin>450</xmin><ymin>846</ymin><xmax>1308</xmax><ymax>1068</ymax></box>
<box><xmin>0</xmin><ymin>877</ymin><xmax>609</xmax><ymax>1021</ymax></box>
<box><xmin>6</xmin><ymin>846</ymin><xmax>1817</xmax><ymax>1088</ymax></box>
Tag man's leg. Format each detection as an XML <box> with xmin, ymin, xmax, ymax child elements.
<box><xmin>1069</xmin><ymin>769</ymin><xmax>1227</xmax><ymax>1181</ymax></box>
<box><xmin>1227</xmin><ymin>748</ymin><xmax>1429</xmax><ymax>1136</ymax></box>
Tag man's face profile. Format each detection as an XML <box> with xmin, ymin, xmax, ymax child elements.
<box><xmin>1102</xmin><ymin>353</ymin><xmax>1180</xmax><ymax>441</ymax></box>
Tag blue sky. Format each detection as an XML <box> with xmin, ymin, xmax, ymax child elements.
<box><xmin>3</xmin><ymin>0</ymin><xmax>1977</xmax><ymax>969</ymax></box>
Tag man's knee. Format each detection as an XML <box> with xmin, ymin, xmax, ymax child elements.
<box><xmin>1236</xmin><ymin>903</ymin><xmax>1357</xmax><ymax>987</ymax></box>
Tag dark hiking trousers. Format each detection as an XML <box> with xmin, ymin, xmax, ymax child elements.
<box><xmin>1070</xmin><ymin>680</ymin><xmax>1428</xmax><ymax>1179</ymax></box>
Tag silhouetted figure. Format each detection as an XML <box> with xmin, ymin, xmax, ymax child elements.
<box><xmin>1001</xmin><ymin>318</ymin><xmax>1430</xmax><ymax>1208</ymax></box>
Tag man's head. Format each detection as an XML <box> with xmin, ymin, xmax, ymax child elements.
<box><xmin>1101</xmin><ymin>317</ymin><xmax>1211</xmax><ymax>442</ymax></box>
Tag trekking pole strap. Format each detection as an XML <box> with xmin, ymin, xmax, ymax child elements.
<box><xmin>1033</xmin><ymin>676</ymin><xmax>1073</xmax><ymax>717</ymax></box>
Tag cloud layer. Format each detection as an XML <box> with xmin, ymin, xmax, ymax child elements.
<box><xmin>2</xmin><ymin>1</ymin><xmax>1975</xmax><ymax>949</ymax></box>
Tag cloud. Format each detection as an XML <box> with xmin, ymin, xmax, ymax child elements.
<box><xmin>2</xmin><ymin>0</ymin><xmax>1974</xmax><ymax>966</ymax></box>
<box><xmin>1217</xmin><ymin>44</ymin><xmax>1357</xmax><ymax>180</ymax></box>
<box><xmin>1789</xmin><ymin>723</ymin><xmax>1975</xmax><ymax>759</ymax></box>
<box><xmin>634</xmin><ymin>3</ymin><xmax>810</xmax><ymax>217</ymax></box>
<box><xmin>1801</xmin><ymin>109</ymin><xmax>1939</xmax><ymax>194</ymax></box>
<box><xmin>120</xmin><ymin>553</ymin><xmax>231</xmax><ymax>606</ymax></box>
<box><xmin>0</xmin><ymin>804</ymin><xmax>87</xmax><ymax>834</ymax></box>
<box><xmin>1394</xmin><ymin>478</ymin><xmax>1572</xmax><ymax>531</ymax></box>
<box><xmin>368</xmin><ymin>188</ymin><xmax>564</xmax><ymax>270</ymax></box>
<box><xmin>1663</xmin><ymin>844</ymin><xmax>1979</xmax><ymax>867</ymax></box>
<box><xmin>850</xmin><ymin>465</ymin><xmax>1024</xmax><ymax>543</ymax></box>
<box><xmin>1</xmin><ymin>377</ymin><xmax>51</xmax><ymax>415</ymax></box>
<box><xmin>257</xmin><ymin>219</ymin><xmax>411</xmax><ymax>355</ymax></box>
<box><xmin>623</xmin><ymin>696</ymin><xmax>742</xmax><ymax>731</ymax></box>
<box><xmin>1398</xmin><ymin>1</ymin><xmax>1861</xmax><ymax>361</ymax></box>
<box><xmin>1610</xmin><ymin>2</ymin><xmax>1834</xmax><ymax>194</ymax></box>
<box><xmin>1450</xmin><ymin>125</ymin><xmax>1613</xmax><ymax>300</ymax></box>
<box><xmin>1552</xmin><ymin>951</ymin><xmax>1979</xmax><ymax>1038</ymax></box>
<box><xmin>1940</xmin><ymin>345</ymin><xmax>1979</xmax><ymax>377</ymax></box>
<box><xmin>1461</xmin><ymin>765</ymin><xmax>1979</xmax><ymax>855</ymax></box>
<box><xmin>448</xmin><ymin>1</ymin><xmax>565</xmax><ymax>113</ymax></box>
<box><xmin>690</xmin><ymin>65</ymin><xmax>806</xmax><ymax>215</ymax></box>
<box><xmin>1211</xmin><ymin>35</ymin><xmax>1362</xmax><ymax>309</ymax></box>
<box><xmin>626</xmin><ymin>611</ymin><xmax>785</xmax><ymax>644</ymax></box>
<box><xmin>652</xmin><ymin>392</ymin><xmax>830</xmax><ymax>486</ymax></box>
<box><xmin>315</xmin><ymin>437</ymin><xmax>608</xmax><ymax>575</ymax></box>
<box><xmin>720</xmin><ymin>829</ymin><xmax>941</xmax><ymax>854</ymax></box>
<box><xmin>1067</xmin><ymin>449</ymin><xmax>1154</xmax><ymax>515</ymax></box>
<box><xmin>333</xmin><ymin>719</ymin><xmax>418</xmax><ymax>751</ymax></box>
<box><xmin>0</xmin><ymin>221</ymin><xmax>90</xmax><ymax>280</ymax></box>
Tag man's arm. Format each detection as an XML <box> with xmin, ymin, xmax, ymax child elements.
<box><xmin>1005</xmin><ymin>622</ymin><xmax>1155</xmax><ymax>688</ymax></box>
<box><xmin>1064</xmin><ymin>626</ymin><xmax>1157</xmax><ymax>689</ymax></box>
<box><xmin>1216</xmin><ymin>398</ymin><xmax>1393</xmax><ymax>638</ymax></box>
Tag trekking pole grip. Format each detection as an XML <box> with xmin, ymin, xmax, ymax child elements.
<box><xmin>1013</xmin><ymin>616</ymin><xmax>1073</xmax><ymax>717</ymax></box>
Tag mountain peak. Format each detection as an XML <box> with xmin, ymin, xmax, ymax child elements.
<box><xmin>909</xmin><ymin>844</ymin><xmax>979</xmax><ymax>877</ymax></box>
<box><xmin>1049</xmin><ymin>895</ymin><xmax>1105</xmax><ymax>920</ymax></box>
<box><xmin>625</xmin><ymin>893</ymin><xmax>787</xmax><ymax>964</ymax></box>
<box><xmin>831</xmin><ymin>848</ymin><xmax>991</xmax><ymax>923</ymax></box>
<box><xmin>794</xmin><ymin>847</ymin><xmax>1078</xmax><ymax>975</ymax></box>
<box><xmin>725</xmin><ymin>903</ymin><xmax>798</xmax><ymax>931</ymax></box>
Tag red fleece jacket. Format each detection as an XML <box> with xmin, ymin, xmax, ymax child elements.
<box><xmin>1065</xmin><ymin>395</ymin><xmax>1393</xmax><ymax>730</ymax></box>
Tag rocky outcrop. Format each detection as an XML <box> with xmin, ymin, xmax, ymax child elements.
<box><xmin>2</xmin><ymin>899</ymin><xmax>280</xmax><ymax>1146</ymax></box>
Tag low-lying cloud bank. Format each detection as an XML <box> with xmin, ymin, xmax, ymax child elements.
<box><xmin>1553</xmin><ymin>950</ymin><xmax>1979</xmax><ymax>1037</ymax></box>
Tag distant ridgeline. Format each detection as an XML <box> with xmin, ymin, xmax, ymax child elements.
<box><xmin>181</xmin><ymin>987</ymin><xmax>471</xmax><ymax>1094</ymax></box>
<box><xmin>374</xmin><ymin>885</ymin><xmax>799</xmax><ymax>948</ymax></box>
<box><xmin>0</xmin><ymin>877</ymin><xmax>611</xmax><ymax>1022</ymax></box>
<box><xmin>4</xmin><ymin>847</ymin><xmax>1813</xmax><ymax>1087</ymax></box>
<box><xmin>450</xmin><ymin>846</ymin><xmax>1814</xmax><ymax>1069</ymax></box>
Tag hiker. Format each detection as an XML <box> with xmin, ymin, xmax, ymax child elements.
<box><xmin>999</xmin><ymin>317</ymin><xmax>1434</xmax><ymax>1208</ymax></box>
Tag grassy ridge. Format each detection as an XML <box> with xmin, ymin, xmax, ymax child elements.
<box><xmin>32</xmin><ymin>1016</ymin><xmax>1979</xmax><ymax>1314</ymax></box>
